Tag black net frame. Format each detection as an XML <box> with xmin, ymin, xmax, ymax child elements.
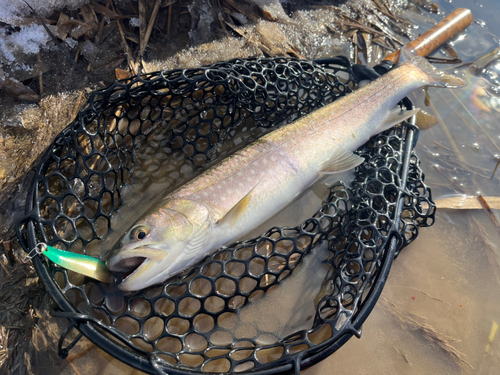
<box><xmin>16</xmin><ymin>56</ymin><xmax>435</xmax><ymax>375</ymax></box>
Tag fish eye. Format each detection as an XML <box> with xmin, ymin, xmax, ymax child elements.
<box><xmin>131</xmin><ymin>226</ymin><xmax>149</xmax><ymax>241</ymax></box>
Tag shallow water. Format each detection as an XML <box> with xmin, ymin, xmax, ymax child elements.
<box><xmin>10</xmin><ymin>1</ymin><xmax>500</xmax><ymax>374</ymax></box>
<box><xmin>305</xmin><ymin>210</ymin><xmax>500</xmax><ymax>375</ymax></box>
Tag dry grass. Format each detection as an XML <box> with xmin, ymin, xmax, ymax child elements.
<box><xmin>0</xmin><ymin>241</ymin><xmax>46</xmax><ymax>374</ymax></box>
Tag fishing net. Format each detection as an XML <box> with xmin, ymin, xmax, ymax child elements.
<box><xmin>16</xmin><ymin>56</ymin><xmax>435</xmax><ymax>374</ymax></box>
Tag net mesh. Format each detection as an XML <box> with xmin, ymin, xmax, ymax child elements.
<box><xmin>16</xmin><ymin>56</ymin><xmax>435</xmax><ymax>374</ymax></box>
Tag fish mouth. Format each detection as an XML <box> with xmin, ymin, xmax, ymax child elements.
<box><xmin>110</xmin><ymin>256</ymin><xmax>147</xmax><ymax>281</ymax></box>
<box><xmin>106</xmin><ymin>247</ymin><xmax>168</xmax><ymax>290</ymax></box>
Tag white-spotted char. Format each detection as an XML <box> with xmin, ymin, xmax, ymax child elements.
<box><xmin>107</xmin><ymin>47</ymin><xmax>465</xmax><ymax>291</ymax></box>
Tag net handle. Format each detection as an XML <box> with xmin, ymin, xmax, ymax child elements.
<box><xmin>383</xmin><ymin>8</ymin><xmax>473</xmax><ymax>64</ymax></box>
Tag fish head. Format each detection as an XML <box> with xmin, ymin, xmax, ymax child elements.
<box><xmin>106</xmin><ymin>199</ymin><xmax>212</xmax><ymax>291</ymax></box>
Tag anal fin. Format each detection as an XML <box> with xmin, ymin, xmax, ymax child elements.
<box><xmin>415</xmin><ymin>109</ymin><xmax>439</xmax><ymax>130</ymax></box>
<box><xmin>377</xmin><ymin>107</ymin><xmax>420</xmax><ymax>133</ymax></box>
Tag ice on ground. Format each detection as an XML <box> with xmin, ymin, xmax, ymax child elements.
<box><xmin>129</xmin><ymin>17</ymin><xmax>142</xmax><ymax>28</ymax></box>
<box><xmin>0</xmin><ymin>24</ymin><xmax>52</xmax><ymax>64</ymax></box>
<box><xmin>0</xmin><ymin>0</ymin><xmax>89</xmax><ymax>25</ymax></box>
<box><xmin>0</xmin><ymin>1</ymin><xmax>91</xmax><ymax>65</ymax></box>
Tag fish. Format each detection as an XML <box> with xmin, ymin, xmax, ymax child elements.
<box><xmin>106</xmin><ymin>47</ymin><xmax>465</xmax><ymax>291</ymax></box>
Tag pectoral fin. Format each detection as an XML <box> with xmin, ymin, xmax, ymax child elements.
<box><xmin>377</xmin><ymin>107</ymin><xmax>420</xmax><ymax>133</ymax></box>
<box><xmin>218</xmin><ymin>182</ymin><xmax>259</xmax><ymax>227</ymax></box>
<box><xmin>320</xmin><ymin>148</ymin><xmax>365</xmax><ymax>175</ymax></box>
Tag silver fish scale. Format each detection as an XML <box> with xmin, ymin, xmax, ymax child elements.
<box><xmin>16</xmin><ymin>56</ymin><xmax>435</xmax><ymax>375</ymax></box>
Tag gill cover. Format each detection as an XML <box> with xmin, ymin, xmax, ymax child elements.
<box><xmin>107</xmin><ymin>199</ymin><xmax>213</xmax><ymax>291</ymax></box>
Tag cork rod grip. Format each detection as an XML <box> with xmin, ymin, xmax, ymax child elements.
<box><xmin>383</xmin><ymin>8</ymin><xmax>473</xmax><ymax>63</ymax></box>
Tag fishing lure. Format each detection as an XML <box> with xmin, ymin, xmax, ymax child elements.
<box><xmin>24</xmin><ymin>243</ymin><xmax>112</xmax><ymax>283</ymax></box>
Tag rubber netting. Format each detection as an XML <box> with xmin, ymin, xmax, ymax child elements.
<box><xmin>16</xmin><ymin>56</ymin><xmax>435</xmax><ymax>375</ymax></box>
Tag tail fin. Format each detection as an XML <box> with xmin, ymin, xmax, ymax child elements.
<box><xmin>400</xmin><ymin>46</ymin><xmax>466</xmax><ymax>89</ymax></box>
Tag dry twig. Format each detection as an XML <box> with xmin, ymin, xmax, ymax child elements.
<box><xmin>113</xmin><ymin>4</ymin><xmax>138</xmax><ymax>75</ymax></box>
<box><xmin>477</xmin><ymin>194</ymin><xmax>500</xmax><ymax>236</ymax></box>
<box><xmin>142</xmin><ymin>0</ymin><xmax>162</xmax><ymax>57</ymax></box>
